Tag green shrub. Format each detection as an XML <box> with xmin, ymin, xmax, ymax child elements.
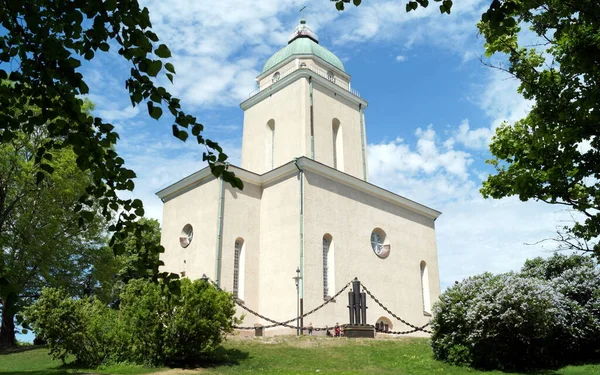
<box><xmin>23</xmin><ymin>278</ymin><xmax>238</xmax><ymax>367</ymax></box>
<box><xmin>22</xmin><ymin>288</ymin><xmax>114</xmax><ymax>366</ymax></box>
<box><xmin>161</xmin><ymin>278</ymin><xmax>237</xmax><ymax>364</ymax></box>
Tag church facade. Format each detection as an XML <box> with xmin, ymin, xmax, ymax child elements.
<box><xmin>157</xmin><ymin>20</ymin><xmax>441</xmax><ymax>335</ymax></box>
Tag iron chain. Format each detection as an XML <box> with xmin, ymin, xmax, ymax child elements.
<box><xmin>205</xmin><ymin>276</ymin><xmax>351</xmax><ymax>331</ymax></box>
<box><xmin>360</xmin><ymin>282</ymin><xmax>432</xmax><ymax>334</ymax></box>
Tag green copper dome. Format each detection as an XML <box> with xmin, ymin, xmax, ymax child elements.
<box><xmin>262</xmin><ymin>20</ymin><xmax>345</xmax><ymax>73</ymax></box>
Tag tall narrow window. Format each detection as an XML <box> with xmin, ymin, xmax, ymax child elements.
<box><xmin>420</xmin><ymin>261</ymin><xmax>431</xmax><ymax>314</ymax></box>
<box><xmin>323</xmin><ymin>234</ymin><xmax>335</xmax><ymax>299</ymax></box>
<box><xmin>265</xmin><ymin>119</ymin><xmax>275</xmax><ymax>171</ymax></box>
<box><xmin>233</xmin><ymin>239</ymin><xmax>245</xmax><ymax>301</ymax></box>
<box><xmin>332</xmin><ymin>119</ymin><xmax>344</xmax><ymax>171</ymax></box>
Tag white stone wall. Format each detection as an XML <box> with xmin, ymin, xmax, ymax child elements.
<box><xmin>312</xmin><ymin>82</ymin><xmax>365</xmax><ymax>180</ymax></box>
<box><xmin>241</xmin><ymin>78</ymin><xmax>309</xmax><ymax>174</ymax></box>
<box><xmin>159</xmin><ymin>176</ymin><xmax>220</xmax><ymax>281</ymax></box>
<box><xmin>159</xmin><ymin>163</ymin><xmax>440</xmax><ymax>336</ymax></box>
<box><xmin>301</xmin><ymin>170</ymin><xmax>441</xmax><ymax>333</ymax></box>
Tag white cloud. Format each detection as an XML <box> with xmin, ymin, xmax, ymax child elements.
<box><xmin>395</xmin><ymin>55</ymin><xmax>406</xmax><ymax>62</ymax></box>
<box><xmin>478</xmin><ymin>68</ymin><xmax>533</xmax><ymax>128</ymax></box>
<box><xmin>452</xmin><ymin>119</ymin><xmax>493</xmax><ymax>150</ymax></box>
<box><xmin>331</xmin><ymin>0</ymin><xmax>489</xmax><ymax>59</ymax></box>
<box><xmin>369</xmin><ymin>131</ymin><xmax>572</xmax><ymax>291</ymax></box>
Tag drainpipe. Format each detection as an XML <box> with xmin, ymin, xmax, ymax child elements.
<box><xmin>309</xmin><ymin>77</ymin><xmax>315</xmax><ymax>159</ymax></box>
<box><xmin>293</xmin><ymin>157</ymin><xmax>305</xmax><ymax>332</ymax></box>
<box><xmin>359</xmin><ymin>103</ymin><xmax>367</xmax><ymax>181</ymax></box>
<box><xmin>215</xmin><ymin>176</ymin><xmax>225</xmax><ymax>287</ymax></box>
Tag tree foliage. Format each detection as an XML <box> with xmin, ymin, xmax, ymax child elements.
<box><xmin>0</xmin><ymin>0</ymin><xmax>243</xmax><ymax>297</ymax></box>
<box><xmin>0</xmin><ymin>127</ymin><xmax>105</xmax><ymax>348</ymax></box>
<box><xmin>331</xmin><ymin>0</ymin><xmax>453</xmax><ymax>14</ymax></box>
<box><xmin>477</xmin><ymin>1</ymin><xmax>600</xmax><ymax>254</ymax></box>
<box><xmin>335</xmin><ymin>0</ymin><xmax>600</xmax><ymax>254</ymax></box>
<box><xmin>431</xmin><ymin>254</ymin><xmax>600</xmax><ymax>370</ymax></box>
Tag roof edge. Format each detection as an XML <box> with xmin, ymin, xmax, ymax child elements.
<box><xmin>156</xmin><ymin>157</ymin><xmax>441</xmax><ymax>220</ymax></box>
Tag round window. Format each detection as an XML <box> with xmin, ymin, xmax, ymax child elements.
<box><xmin>327</xmin><ymin>71</ymin><xmax>335</xmax><ymax>81</ymax></box>
<box><xmin>272</xmin><ymin>71</ymin><xmax>281</xmax><ymax>83</ymax></box>
<box><xmin>180</xmin><ymin>224</ymin><xmax>193</xmax><ymax>248</ymax></box>
<box><xmin>370</xmin><ymin>229</ymin><xmax>390</xmax><ymax>258</ymax></box>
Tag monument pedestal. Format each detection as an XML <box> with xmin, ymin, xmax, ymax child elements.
<box><xmin>344</xmin><ymin>325</ymin><xmax>376</xmax><ymax>338</ymax></box>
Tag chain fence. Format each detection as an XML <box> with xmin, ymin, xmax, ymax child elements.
<box><xmin>206</xmin><ymin>276</ymin><xmax>351</xmax><ymax>331</ymax></box>
<box><xmin>360</xmin><ymin>282</ymin><xmax>432</xmax><ymax>334</ymax></box>
<box><xmin>205</xmin><ymin>276</ymin><xmax>431</xmax><ymax>335</ymax></box>
<box><xmin>232</xmin><ymin>281</ymin><xmax>352</xmax><ymax>330</ymax></box>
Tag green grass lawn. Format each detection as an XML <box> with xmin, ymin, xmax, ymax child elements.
<box><xmin>1</xmin><ymin>337</ymin><xmax>599</xmax><ymax>375</ymax></box>
<box><xmin>0</xmin><ymin>346</ymin><xmax>160</xmax><ymax>375</ymax></box>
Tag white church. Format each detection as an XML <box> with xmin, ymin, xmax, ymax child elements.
<box><xmin>157</xmin><ymin>19</ymin><xmax>441</xmax><ymax>335</ymax></box>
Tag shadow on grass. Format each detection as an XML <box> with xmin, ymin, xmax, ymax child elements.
<box><xmin>169</xmin><ymin>346</ymin><xmax>250</xmax><ymax>370</ymax></box>
<box><xmin>0</xmin><ymin>345</ymin><xmax>44</xmax><ymax>356</ymax></box>
<box><xmin>487</xmin><ymin>357</ymin><xmax>600</xmax><ymax>375</ymax></box>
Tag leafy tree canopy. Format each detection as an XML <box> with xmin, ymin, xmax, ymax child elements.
<box><xmin>477</xmin><ymin>1</ymin><xmax>600</xmax><ymax>255</ymax></box>
<box><xmin>0</xmin><ymin>124</ymin><xmax>106</xmax><ymax>348</ymax></box>
<box><xmin>0</xmin><ymin>1</ymin><xmax>243</xmax><ymax>288</ymax></box>
<box><xmin>335</xmin><ymin>0</ymin><xmax>600</xmax><ymax>255</ymax></box>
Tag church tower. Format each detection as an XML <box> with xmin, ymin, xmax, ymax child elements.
<box><xmin>240</xmin><ymin>19</ymin><xmax>369</xmax><ymax>181</ymax></box>
<box><xmin>158</xmin><ymin>19</ymin><xmax>441</xmax><ymax>337</ymax></box>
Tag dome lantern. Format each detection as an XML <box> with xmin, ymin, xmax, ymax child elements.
<box><xmin>288</xmin><ymin>19</ymin><xmax>319</xmax><ymax>44</ymax></box>
<box><xmin>262</xmin><ymin>19</ymin><xmax>345</xmax><ymax>74</ymax></box>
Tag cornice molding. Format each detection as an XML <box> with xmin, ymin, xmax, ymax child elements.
<box><xmin>294</xmin><ymin>158</ymin><xmax>441</xmax><ymax>220</ymax></box>
<box><xmin>156</xmin><ymin>157</ymin><xmax>441</xmax><ymax>220</ymax></box>
<box><xmin>241</xmin><ymin>69</ymin><xmax>368</xmax><ymax>111</ymax></box>
<box><xmin>257</xmin><ymin>54</ymin><xmax>349</xmax><ymax>81</ymax></box>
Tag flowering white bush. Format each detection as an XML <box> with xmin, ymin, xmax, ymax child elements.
<box><xmin>431</xmin><ymin>254</ymin><xmax>600</xmax><ymax>370</ymax></box>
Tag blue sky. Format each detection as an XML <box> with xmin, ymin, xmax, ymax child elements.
<box><xmin>77</xmin><ymin>0</ymin><xmax>573</xmax><ymax>292</ymax></box>
<box><xmin>15</xmin><ymin>0</ymin><xmax>578</xmax><ymax>343</ymax></box>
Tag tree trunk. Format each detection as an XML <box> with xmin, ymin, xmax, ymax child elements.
<box><xmin>0</xmin><ymin>298</ymin><xmax>16</xmax><ymax>348</ymax></box>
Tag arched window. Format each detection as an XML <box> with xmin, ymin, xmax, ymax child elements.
<box><xmin>233</xmin><ymin>239</ymin><xmax>246</xmax><ymax>301</ymax></box>
<box><xmin>375</xmin><ymin>317</ymin><xmax>393</xmax><ymax>332</ymax></box>
<box><xmin>266</xmin><ymin>119</ymin><xmax>275</xmax><ymax>170</ymax></box>
<box><xmin>323</xmin><ymin>234</ymin><xmax>335</xmax><ymax>299</ymax></box>
<box><xmin>332</xmin><ymin>119</ymin><xmax>344</xmax><ymax>171</ymax></box>
<box><xmin>272</xmin><ymin>71</ymin><xmax>280</xmax><ymax>83</ymax></box>
<box><xmin>420</xmin><ymin>261</ymin><xmax>431</xmax><ymax>314</ymax></box>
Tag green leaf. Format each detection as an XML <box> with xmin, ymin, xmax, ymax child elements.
<box><xmin>176</xmin><ymin>130</ymin><xmax>188</xmax><ymax>142</ymax></box>
<box><xmin>79</xmin><ymin>81</ymin><xmax>89</xmax><ymax>95</ymax></box>
<box><xmin>40</xmin><ymin>163</ymin><xmax>54</xmax><ymax>174</ymax></box>
<box><xmin>166</xmin><ymin>73</ymin><xmax>174</xmax><ymax>83</ymax></box>
<box><xmin>335</xmin><ymin>1</ymin><xmax>344</xmax><ymax>11</ymax></box>
<box><xmin>155</xmin><ymin>44</ymin><xmax>171</xmax><ymax>58</ymax></box>
<box><xmin>165</xmin><ymin>62</ymin><xmax>176</xmax><ymax>74</ymax></box>
<box><xmin>191</xmin><ymin>124</ymin><xmax>203</xmax><ymax>136</ymax></box>
<box><xmin>147</xmin><ymin>102</ymin><xmax>163</xmax><ymax>120</ymax></box>
<box><xmin>122</xmin><ymin>169</ymin><xmax>137</xmax><ymax>179</ymax></box>
<box><xmin>353</xmin><ymin>0</ymin><xmax>362</xmax><ymax>6</ymax></box>
<box><xmin>504</xmin><ymin>17</ymin><xmax>517</xmax><ymax>28</ymax></box>
<box><xmin>147</xmin><ymin>60</ymin><xmax>162</xmax><ymax>77</ymax></box>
